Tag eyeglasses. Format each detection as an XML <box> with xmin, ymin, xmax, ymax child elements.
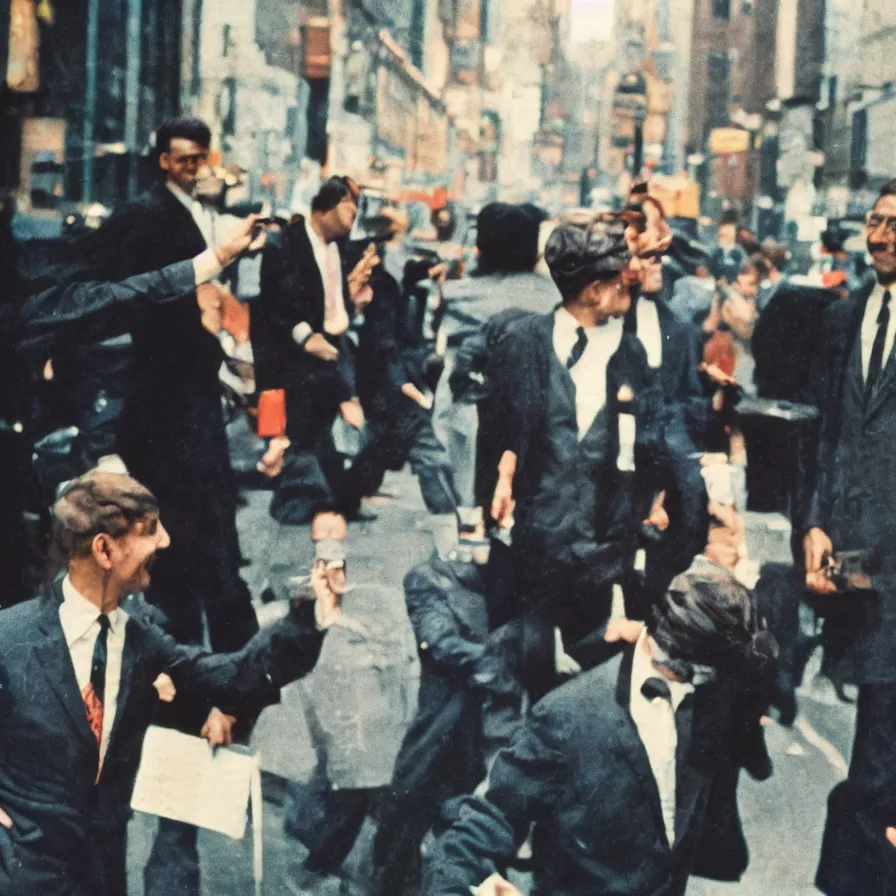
<box><xmin>866</xmin><ymin>213</ymin><xmax>896</xmax><ymax>235</ymax></box>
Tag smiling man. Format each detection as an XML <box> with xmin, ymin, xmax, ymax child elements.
<box><xmin>0</xmin><ymin>469</ymin><xmax>335</xmax><ymax>896</ymax></box>
<box><xmin>804</xmin><ymin>179</ymin><xmax>896</xmax><ymax>896</ymax></box>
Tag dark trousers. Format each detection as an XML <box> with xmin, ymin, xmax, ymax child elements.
<box><xmin>816</xmin><ymin>683</ymin><xmax>896</xmax><ymax>895</ymax></box>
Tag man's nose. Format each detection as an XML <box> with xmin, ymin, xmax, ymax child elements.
<box><xmin>156</xmin><ymin>521</ymin><xmax>171</xmax><ymax>550</ymax></box>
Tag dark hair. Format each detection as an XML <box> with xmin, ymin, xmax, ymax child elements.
<box><xmin>431</xmin><ymin>206</ymin><xmax>456</xmax><ymax>241</ymax></box>
<box><xmin>311</xmin><ymin>176</ymin><xmax>360</xmax><ymax>214</ymax></box>
<box><xmin>878</xmin><ymin>179</ymin><xmax>896</xmax><ymax>200</ymax></box>
<box><xmin>648</xmin><ymin>562</ymin><xmax>778</xmax><ymax>683</ymax></box>
<box><xmin>476</xmin><ymin>203</ymin><xmax>545</xmax><ymax>275</ymax></box>
<box><xmin>750</xmin><ymin>253</ymin><xmax>771</xmax><ymax>282</ymax></box>
<box><xmin>737</xmin><ymin>261</ymin><xmax>759</xmax><ymax>280</ymax></box>
<box><xmin>155</xmin><ymin>117</ymin><xmax>212</xmax><ymax>154</ymax></box>
<box><xmin>52</xmin><ymin>470</ymin><xmax>159</xmax><ymax>560</ymax></box>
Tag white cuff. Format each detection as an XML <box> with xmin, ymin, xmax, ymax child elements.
<box><xmin>292</xmin><ymin>322</ymin><xmax>313</xmax><ymax>346</ymax></box>
<box><xmin>193</xmin><ymin>248</ymin><xmax>223</xmax><ymax>285</ymax></box>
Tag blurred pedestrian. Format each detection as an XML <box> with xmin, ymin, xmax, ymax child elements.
<box><xmin>252</xmin><ymin>175</ymin><xmax>380</xmax><ymax>524</ymax></box>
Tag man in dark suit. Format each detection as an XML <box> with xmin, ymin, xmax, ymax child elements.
<box><xmin>487</xmin><ymin>217</ymin><xmax>706</xmax><ymax>698</ymax></box>
<box><xmin>93</xmin><ymin>117</ymin><xmax>257</xmax><ymax>653</ymax></box>
<box><xmin>804</xmin><ymin>179</ymin><xmax>896</xmax><ymax>895</ymax></box>
<box><xmin>251</xmin><ymin>176</ymin><xmax>379</xmax><ymax>524</ymax></box>
<box><xmin>423</xmin><ymin>560</ymin><xmax>776</xmax><ymax>896</ymax></box>
<box><xmin>0</xmin><ymin>469</ymin><xmax>338</xmax><ymax>896</ymax></box>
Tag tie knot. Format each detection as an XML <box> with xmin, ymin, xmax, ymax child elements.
<box><xmin>575</xmin><ymin>326</ymin><xmax>587</xmax><ymax>342</ymax></box>
<box><xmin>641</xmin><ymin>676</ymin><xmax>672</xmax><ymax>702</ymax></box>
<box><xmin>97</xmin><ymin>613</ymin><xmax>110</xmax><ymax>632</ymax></box>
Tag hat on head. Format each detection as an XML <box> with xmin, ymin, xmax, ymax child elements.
<box><xmin>545</xmin><ymin>216</ymin><xmax>630</xmax><ymax>282</ymax></box>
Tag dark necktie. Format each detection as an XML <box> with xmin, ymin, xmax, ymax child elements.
<box><xmin>567</xmin><ymin>326</ymin><xmax>588</xmax><ymax>370</ymax></box>
<box><xmin>83</xmin><ymin>614</ymin><xmax>111</xmax><ymax>750</ymax></box>
<box><xmin>642</xmin><ymin>676</ymin><xmax>672</xmax><ymax>702</ymax></box>
<box><xmin>866</xmin><ymin>289</ymin><xmax>891</xmax><ymax>400</ymax></box>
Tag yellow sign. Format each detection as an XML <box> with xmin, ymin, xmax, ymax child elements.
<box><xmin>709</xmin><ymin>128</ymin><xmax>750</xmax><ymax>155</ymax></box>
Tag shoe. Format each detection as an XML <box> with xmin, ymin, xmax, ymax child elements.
<box><xmin>347</xmin><ymin>506</ymin><xmax>378</xmax><ymax>522</ymax></box>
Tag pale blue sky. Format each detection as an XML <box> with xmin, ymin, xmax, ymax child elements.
<box><xmin>569</xmin><ymin>0</ymin><xmax>615</xmax><ymax>42</ymax></box>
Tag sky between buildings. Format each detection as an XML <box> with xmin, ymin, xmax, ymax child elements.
<box><xmin>569</xmin><ymin>0</ymin><xmax>615</xmax><ymax>43</ymax></box>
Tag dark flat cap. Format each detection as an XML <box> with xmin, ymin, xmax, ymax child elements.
<box><xmin>545</xmin><ymin>217</ymin><xmax>630</xmax><ymax>281</ymax></box>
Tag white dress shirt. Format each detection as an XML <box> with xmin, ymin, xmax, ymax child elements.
<box><xmin>635</xmin><ymin>297</ymin><xmax>663</xmax><ymax>369</ymax></box>
<box><xmin>59</xmin><ymin>576</ymin><xmax>128</xmax><ymax>770</ymax></box>
<box><xmin>861</xmin><ymin>283</ymin><xmax>896</xmax><ymax>381</ymax></box>
<box><xmin>166</xmin><ymin>181</ymin><xmax>215</xmax><ymax>249</ymax></box>
<box><xmin>306</xmin><ymin>217</ymin><xmax>349</xmax><ymax>336</ymax></box>
<box><xmin>553</xmin><ymin>306</ymin><xmax>624</xmax><ymax>439</ymax></box>
<box><xmin>629</xmin><ymin>629</ymin><xmax>694</xmax><ymax>846</ymax></box>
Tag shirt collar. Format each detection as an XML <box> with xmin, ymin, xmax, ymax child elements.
<box><xmin>165</xmin><ymin>180</ymin><xmax>196</xmax><ymax>214</ymax></box>
<box><xmin>554</xmin><ymin>304</ymin><xmax>624</xmax><ymax>337</ymax></box>
<box><xmin>630</xmin><ymin>628</ymin><xmax>694</xmax><ymax>712</ymax></box>
<box><xmin>60</xmin><ymin>575</ymin><xmax>126</xmax><ymax>644</ymax></box>
<box><xmin>305</xmin><ymin>216</ymin><xmax>329</xmax><ymax>253</ymax></box>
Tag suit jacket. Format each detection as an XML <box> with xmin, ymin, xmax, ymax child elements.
<box><xmin>486</xmin><ymin>310</ymin><xmax>706</xmax><ymax>578</ymax></box>
<box><xmin>91</xmin><ymin>182</ymin><xmax>231</xmax><ymax>505</ymax></box>
<box><xmin>251</xmin><ymin>218</ymin><xmax>355</xmax><ymax>407</ymax></box>
<box><xmin>0</xmin><ymin>582</ymin><xmax>325</xmax><ymax>896</ymax></box>
<box><xmin>806</xmin><ymin>278</ymin><xmax>896</xmax><ymax>683</ymax></box>
<box><xmin>423</xmin><ymin>649</ymin><xmax>767</xmax><ymax>896</ymax></box>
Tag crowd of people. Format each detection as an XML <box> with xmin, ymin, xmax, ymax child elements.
<box><xmin>0</xmin><ymin>114</ymin><xmax>895</xmax><ymax>896</ymax></box>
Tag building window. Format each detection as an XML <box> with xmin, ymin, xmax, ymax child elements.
<box><xmin>712</xmin><ymin>0</ymin><xmax>730</xmax><ymax>20</ymax></box>
<box><xmin>706</xmin><ymin>52</ymin><xmax>731</xmax><ymax>131</ymax></box>
<box><xmin>222</xmin><ymin>24</ymin><xmax>231</xmax><ymax>58</ymax></box>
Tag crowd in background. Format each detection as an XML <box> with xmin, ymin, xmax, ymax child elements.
<box><xmin>0</xmin><ymin>114</ymin><xmax>895</xmax><ymax>896</ymax></box>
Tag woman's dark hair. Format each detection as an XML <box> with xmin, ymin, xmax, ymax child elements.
<box><xmin>648</xmin><ymin>562</ymin><xmax>778</xmax><ymax>683</ymax></box>
<box><xmin>311</xmin><ymin>176</ymin><xmax>360</xmax><ymax>214</ymax></box>
<box><xmin>155</xmin><ymin>118</ymin><xmax>212</xmax><ymax>154</ymax></box>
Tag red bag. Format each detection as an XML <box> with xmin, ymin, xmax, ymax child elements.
<box><xmin>257</xmin><ymin>389</ymin><xmax>286</xmax><ymax>438</ymax></box>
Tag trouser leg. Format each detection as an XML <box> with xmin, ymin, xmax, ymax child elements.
<box><xmin>816</xmin><ymin>683</ymin><xmax>896</xmax><ymax>895</ymax></box>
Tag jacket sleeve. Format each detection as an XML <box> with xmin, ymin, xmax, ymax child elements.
<box><xmin>404</xmin><ymin>565</ymin><xmax>519</xmax><ymax>699</ymax></box>
<box><xmin>147</xmin><ymin>602</ymin><xmax>326</xmax><ymax>717</ymax></box>
<box><xmin>423</xmin><ymin>701</ymin><xmax>568</xmax><ymax>895</ymax></box>
<box><xmin>12</xmin><ymin>260</ymin><xmax>197</xmax><ymax>358</ymax></box>
<box><xmin>803</xmin><ymin>308</ymin><xmax>840</xmax><ymax>533</ymax></box>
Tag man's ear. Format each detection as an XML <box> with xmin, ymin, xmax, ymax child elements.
<box><xmin>159</xmin><ymin>152</ymin><xmax>172</xmax><ymax>175</ymax></box>
<box><xmin>92</xmin><ymin>534</ymin><xmax>114</xmax><ymax>570</ymax></box>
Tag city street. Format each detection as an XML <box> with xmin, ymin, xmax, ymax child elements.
<box><xmin>125</xmin><ymin>447</ymin><xmax>857</xmax><ymax>896</ymax></box>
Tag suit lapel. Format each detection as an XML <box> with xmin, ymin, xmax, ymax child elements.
<box><xmin>33</xmin><ymin>586</ymin><xmax>99</xmax><ymax>753</ymax></box>
<box><xmin>612</xmin><ymin>651</ymin><xmax>668</xmax><ymax>845</ymax></box>
<box><xmin>154</xmin><ymin>182</ymin><xmax>207</xmax><ymax>254</ymax></box>
<box><xmin>104</xmin><ymin>620</ymin><xmax>143</xmax><ymax>759</ymax></box>
<box><xmin>672</xmin><ymin>685</ymin><xmax>713</xmax><ymax>849</ymax></box>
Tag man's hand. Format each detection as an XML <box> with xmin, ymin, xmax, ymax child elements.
<box><xmin>340</xmin><ymin>398</ymin><xmax>365</xmax><ymax>430</ymax></box>
<box><xmin>472</xmin><ymin>874</ymin><xmax>525</xmax><ymax>896</ymax></box>
<box><xmin>401</xmin><ymin>382</ymin><xmax>431</xmax><ymax>409</ymax></box>
<box><xmin>604</xmin><ymin>618</ymin><xmax>645</xmax><ymax>644</ymax></box>
<box><xmin>642</xmin><ymin>490</ymin><xmax>669</xmax><ymax>532</ymax></box>
<box><xmin>304</xmin><ymin>332</ymin><xmax>339</xmax><ymax>362</ymax></box>
<box><xmin>428</xmin><ymin>262</ymin><xmax>449</xmax><ymax>285</ymax></box>
<box><xmin>257</xmin><ymin>436</ymin><xmax>291</xmax><ymax>479</ymax></box>
<box><xmin>200</xmin><ymin>708</ymin><xmax>237</xmax><ymax>749</ymax></box>
<box><xmin>348</xmin><ymin>243</ymin><xmax>380</xmax><ymax>310</ymax></box>
<box><xmin>0</xmin><ymin>807</ymin><xmax>12</xmax><ymax>829</ymax></box>
<box><xmin>491</xmin><ymin>451</ymin><xmax>517</xmax><ymax>528</ymax></box>
<box><xmin>152</xmin><ymin>673</ymin><xmax>177</xmax><ymax>703</ymax></box>
<box><xmin>804</xmin><ymin>527</ymin><xmax>837</xmax><ymax>594</ymax></box>
<box><xmin>887</xmin><ymin>827</ymin><xmax>896</xmax><ymax>848</ymax></box>
<box><xmin>308</xmin><ymin>560</ymin><xmax>345</xmax><ymax>629</ymax></box>
<box><xmin>214</xmin><ymin>214</ymin><xmax>266</xmax><ymax>267</ymax></box>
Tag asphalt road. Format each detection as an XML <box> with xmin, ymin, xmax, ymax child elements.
<box><xmin>126</xmin><ymin>450</ymin><xmax>857</xmax><ymax>896</ymax></box>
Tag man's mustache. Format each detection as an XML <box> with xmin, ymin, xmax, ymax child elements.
<box><xmin>868</xmin><ymin>242</ymin><xmax>896</xmax><ymax>254</ymax></box>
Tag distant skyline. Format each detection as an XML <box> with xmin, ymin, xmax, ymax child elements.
<box><xmin>569</xmin><ymin>0</ymin><xmax>615</xmax><ymax>43</ymax></box>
